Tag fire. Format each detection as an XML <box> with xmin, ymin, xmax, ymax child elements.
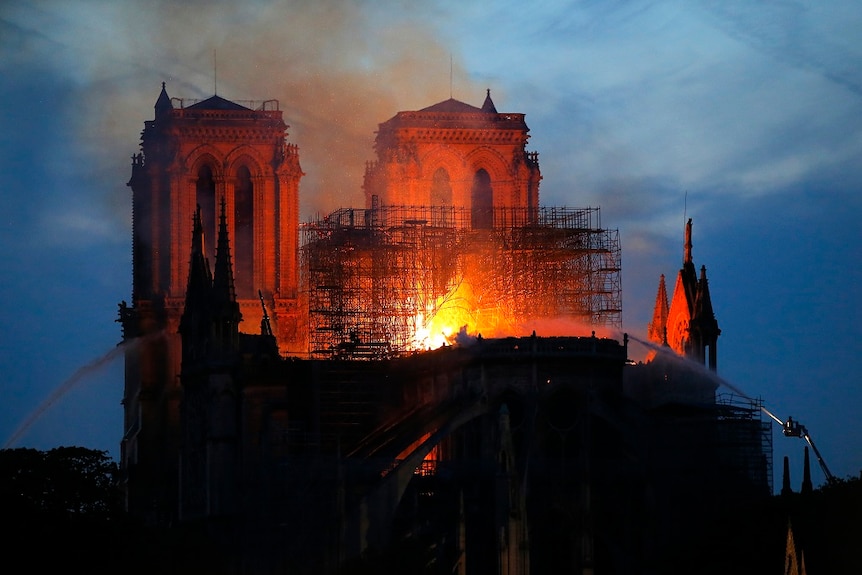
<box><xmin>410</xmin><ymin>281</ymin><xmax>476</xmax><ymax>350</ymax></box>
<box><xmin>303</xmin><ymin>205</ymin><xmax>622</xmax><ymax>358</ymax></box>
<box><xmin>409</xmin><ymin>273</ymin><xmax>520</xmax><ymax>350</ymax></box>
<box><xmin>409</xmin><ymin>271</ymin><xmax>612</xmax><ymax>351</ymax></box>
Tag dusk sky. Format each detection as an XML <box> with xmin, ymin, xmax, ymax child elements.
<box><xmin>1</xmin><ymin>0</ymin><xmax>860</xmax><ymax>491</ymax></box>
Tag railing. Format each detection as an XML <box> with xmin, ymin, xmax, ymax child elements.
<box><xmin>305</xmin><ymin>205</ymin><xmax>605</xmax><ymax>233</ymax></box>
<box><xmin>170</xmin><ymin>97</ymin><xmax>279</xmax><ymax>111</ymax></box>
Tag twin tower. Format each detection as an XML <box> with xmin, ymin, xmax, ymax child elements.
<box><xmin>118</xmin><ymin>84</ymin><xmax>542</xmax><ymax>517</ymax></box>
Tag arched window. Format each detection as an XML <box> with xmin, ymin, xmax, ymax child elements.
<box><xmin>196</xmin><ymin>165</ymin><xmax>216</xmax><ymax>261</ymax></box>
<box><xmin>471</xmin><ymin>168</ymin><xmax>493</xmax><ymax>229</ymax></box>
<box><xmin>235</xmin><ymin>165</ymin><xmax>254</xmax><ymax>298</ymax></box>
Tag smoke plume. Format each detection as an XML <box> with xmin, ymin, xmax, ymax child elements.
<box><xmin>71</xmin><ymin>0</ymin><xmax>481</xmax><ymax>218</ymax></box>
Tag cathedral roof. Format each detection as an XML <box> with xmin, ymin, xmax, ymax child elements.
<box><xmin>187</xmin><ymin>94</ymin><xmax>251</xmax><ymax>111</ymax></box>
<box><xmin>419</xmin><ymin>98</ymin><xmax>486</xmax><ymax>114</ymax></box>
<box><xmin>419</xmin><ymin>90</ymin><xmax>499</xmax><ymax>114</ymax></box>
<box><xmin>380</xmin><ymin>90</ymin><xmax>527</xmax><ymax>133</ymax></box>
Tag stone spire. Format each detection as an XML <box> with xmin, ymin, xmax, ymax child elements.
<box><xmin>662</xmin><ymin>217</ymin><xmax>721</xmax><ymax>369</ymax></box>
<box><xmin>692</xmin><ymin>264</ymin><xmax>720</xmax><ymax>370</ymax></box>
<box><xmin>155</xmin><ymin>81</ymin><xmax>172</xmax><ymax>117</ymax></box>
<box><xmin>684</xmin><ymin>217</ymin><xmax>693</xmax><ymax>265</ymax></box>
<box><xmin>648</xmin><ymin>274</ymin><xmax>669</xmax><ymax>345</ymax></box>
<box><xmin>784</xmin><ymin>521</ymin><xmax>808</xmax><ymax>575</ymax></box>
<box><xmin>481</xmin><ymin>88</ymin><xmax>498</xmax><ymax>113</ymax></box>
<box><xmin>694</xmin><ymin>265</ymin><xmax>716</xmax><ymax>323</ymax></box>
<box><xmin>681</xmin><ymin>218</ymin><xmax>698</xmax><ymax>307</ymax></box>
<box><xmin>211</xmin><ymin>197</ymin><xmax>242</xmax><ymax>356</ymax></box>
<box><xmin>213</xmin><ymin>197</ymin><xmax>238</xmax><ymax>308</ymax></box>
<box><xmin>179</xmin><ymin>206</ymin><xmax>214</xmax><ymax>364</ymax></box>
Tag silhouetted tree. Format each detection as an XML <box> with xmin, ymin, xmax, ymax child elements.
<box><xmin>1</xmin><ymin>446</ymin><xmax>120</xmax><ymax>520</ymax></box>
<box><xmin>0</xmin><ymin>446</ymin><xmax>240</xmax><ymax>573</ymax></box>
<box><xmin>1</xmin><ymin>447</ymin><xmax>131</xmax><ymax>571</ymax></box>
<box><xmin>794</xmin><ymin>473</ymin><xmax>862</xmax><ymax>575</ymax></box>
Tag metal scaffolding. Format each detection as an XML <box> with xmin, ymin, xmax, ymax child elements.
<box><xmin>301</xmin><ymin>205</ymin><xmax>622</xmax><ymax>358</ymax></box>
<box><xmin>715</xmin><ymin>393</ymin><xmax>774</xmax><ymax>495</ymax></box>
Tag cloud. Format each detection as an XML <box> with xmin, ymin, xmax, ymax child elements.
<box><xmin>437</xmin><ymin>0</ymin><xmax>862</xmax><ymax>230</ymax></box>
<box><xmin>695</xmin><ymin>1</ymin><xmax>862</xmax><ymax>97</ymax></box>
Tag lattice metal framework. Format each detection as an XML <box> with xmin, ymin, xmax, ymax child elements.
<box><xmin>301</xmin><ymin>205</ymin><xmax>622</xmax><ymax>358</ymax></box>
<box><xmin>715</xmin><ymin>393</ymin><xmax>774</xmax><ymax>495</ymax></box>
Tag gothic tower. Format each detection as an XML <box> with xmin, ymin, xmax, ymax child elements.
<box><xmin>119</xmin><ymin>83</ymin><xmax>302</xmax><ymax>520</ymax></box>
<box><xmin>648</xmin><ymin>218</ymin><xmax>721</xmax><ymax>370</ymax></box>
<box><xmin>363</xmin><ymin>90</ymin><xmax>541</xmax><ymax>223</ymax></box>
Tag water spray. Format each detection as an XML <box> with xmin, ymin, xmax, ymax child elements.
<box><xmin>760</xmin><ymin>405</ymin><xmax>784</xmax><ymax>426</ymax></box>
<box><xmin>626</xmin><ymin>331</ymin><xmax>767</xmax><ymax>400</ymax></box>
<box><xmin>624</xmin><ymin>332</ymin><xmax>835</xmax><ymax>482</ymax></box>
<box><xmin>2</xmin><ymin>333</ymin><xmax>157</xmax><ymax>450</ymax></box>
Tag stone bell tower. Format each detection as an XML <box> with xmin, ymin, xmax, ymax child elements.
<box><xmin>363</xmin><ymin>89</ymin><xmax>541</xmax><ymax>225</ymax></box>
<box><xmin>119</xmin><ymin>83</ymin><xmax>303</xmax><ymax>520</ymax></box>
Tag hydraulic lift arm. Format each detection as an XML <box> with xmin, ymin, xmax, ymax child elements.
<box><xmin>781</xmin><ymin>417</ymin><xmax>835</xmax><ymax>483</ymax></box>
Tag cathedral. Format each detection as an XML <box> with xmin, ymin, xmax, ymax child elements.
<box><xmin>119</xmin><ymin>84</ymin><xmax>771</xmax><ymax>574</ymax></box>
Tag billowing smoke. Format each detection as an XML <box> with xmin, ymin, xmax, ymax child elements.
<box><xmin>65</xmin><ymin>0</ymin><xmax>481</xmax><ymax>219</ymax></box>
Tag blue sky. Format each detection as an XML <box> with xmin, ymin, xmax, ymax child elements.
<box><xmin>1</xmin><ymin>0</ymin><xmax>860</xmax><ymax>490</ymax></box>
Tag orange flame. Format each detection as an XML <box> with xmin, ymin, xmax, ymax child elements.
<box><xmin>408</xmin><ymin>253</ymin><xmax>614</xmax><ymax>351</ymax></box>
<box><xmin>409</xmin><ymin>269</ymin><xmax>522</xmax><ymax>350</ymax></box>
<box><xmin>410</xmin><ymin>280</ymin><xmax>476</xmax><ymax>350</ymax></box>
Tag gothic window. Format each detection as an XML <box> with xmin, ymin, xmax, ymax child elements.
<box><xmin>235</xmin><ymin>165</ymin><xmax>254</xmax><ymax>298</ymax></box>
<box><xmin>471</xmin><ymin>168</ymin><xmax>493</xmax><ymax>229</ymax></box>
<box><xmin>195</xmin><ymin>165</ymin><xmax>216</xmax><ymax>261</ymax></box>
